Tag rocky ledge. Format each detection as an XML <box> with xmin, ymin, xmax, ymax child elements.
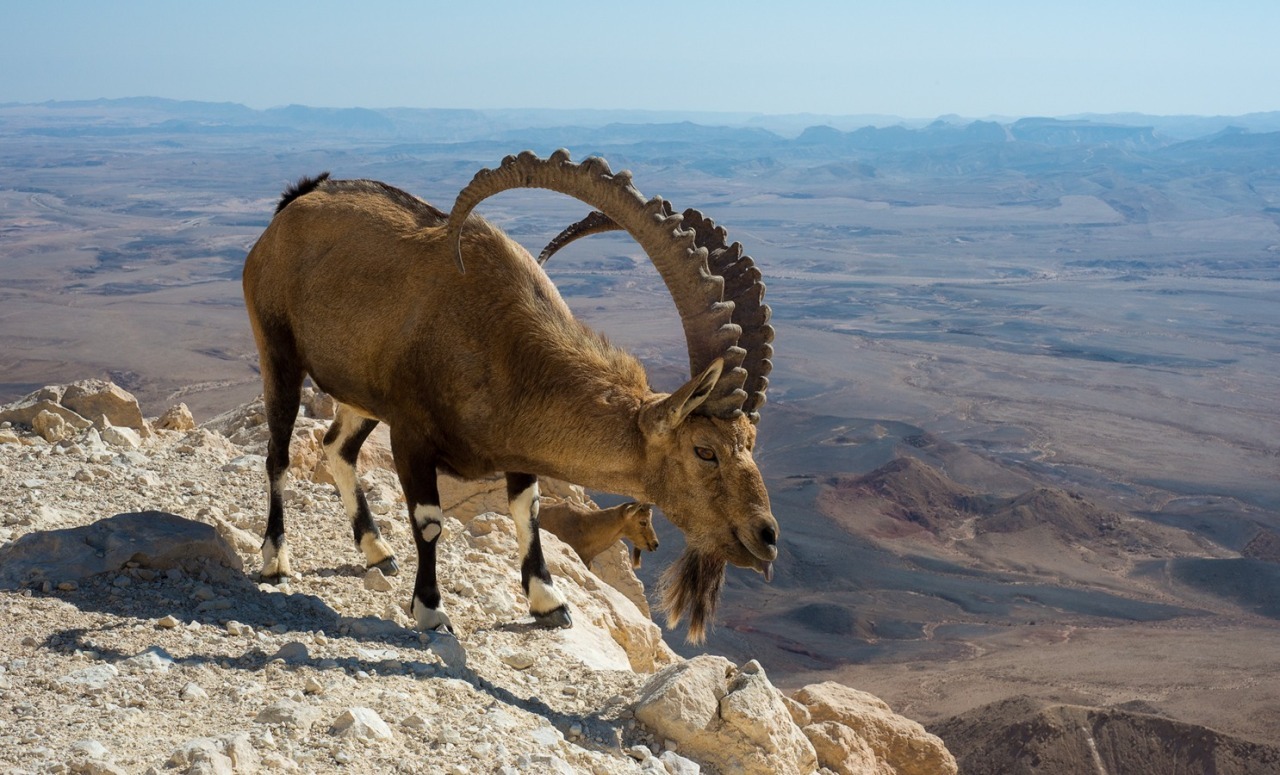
<box><xmin>0</xmin><ymin>381</ymin><xmax>955</xmax><ymax>775</ymax></box>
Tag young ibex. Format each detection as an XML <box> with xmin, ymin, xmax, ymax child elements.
<box><xmin>539</xmin><ymin>500</ymin><xmax>659</xmax><ymax>569</ymax></box>
<box><xmin>242</xmin><ymin>150</ymin><xmax>777</xmax><ymax>642</ymax></box>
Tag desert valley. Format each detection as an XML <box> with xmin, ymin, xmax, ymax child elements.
<box><xmin>2</xmin><ymin>98</ymin><xmax>1279</xmax><ymax>772</ymax></box>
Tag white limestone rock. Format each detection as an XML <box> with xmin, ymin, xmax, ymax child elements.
<box><xmin>330</xmin><ymin>707</ymin><xmax>394</xmax><ymax>741</ymax></box>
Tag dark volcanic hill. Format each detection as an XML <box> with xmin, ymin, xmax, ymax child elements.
<box><xmin>822</xmin><ymin>455</ymin><xmax>1128</xmax><ymax>542</ymax></box>
<box><xmin>933</xmin><ymin>696</ymin><xmax>1280</xmax><ymax>775</ymax></box>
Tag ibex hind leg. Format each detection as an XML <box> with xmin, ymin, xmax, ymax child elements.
<box><xmin>508</xmin><ymin>472</ymin><xmax>572</xmax><ymax>628</ymax></box>
<box><xmin>324</xmin><ymin>404</ymin><xmax>397</xmax><ymax>575</ymax></box>
<box><xmin>259</xmin><ymin>353</ymin><xmax>304</xmax><ymax>583</ymax></box>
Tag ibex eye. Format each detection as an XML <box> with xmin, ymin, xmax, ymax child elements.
<box><xmin>695</xmin><ymin>446</ymin><xmax>717</xmax><ymax>462</ymax></box>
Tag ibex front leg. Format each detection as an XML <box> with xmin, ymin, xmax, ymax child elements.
<box><xmin>507</xmin><ymin>472</ymin><xmax>572</xmax><ymax>628</ymax></box>
<box><xmin>390</xmin><ymin>432</ymin><xmax>451</xmax><ymax>633</ymax></box>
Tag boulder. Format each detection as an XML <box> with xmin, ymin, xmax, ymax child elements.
<box><xmin>634</xmin><ymin>655</ymin><xmax>817</xmax><ymax>775</ymax></box>
<box><xmin>155</xmin><ymin>403</ymin><xmax>197</xmax><ymax>431</ymax></box>
<box><xmin>32</xmin><ymin>410</ymin><xmax>71</xmax><ymax>443</ymax></box>
<box><xmin>0</xmin><ymin>511</ymin><xmax>243</xmax><ymax>590</ymax></box>
<box><xmin>61</xmin><ymin>380</ymin><xmax>147</xmax><ymax>432</ymax></box>
<box><xmin>0</xmin><ymin>394</ymin><xmax>91</xmax><ymax>431</ymax></box>
<box><xmin>792</xmin><ymin>681</ymin><xmax>957</xmax><ymax>775</ymax></box>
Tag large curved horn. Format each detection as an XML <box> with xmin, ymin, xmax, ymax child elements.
<box><xmin>447</xmin><ymin>149</ymin><xmax>745</xmax><ymax>416</ymax></box>
<box><xmin>537</xmin><ymin>205</ymin><xmax>773</xmax><ymax>423</ymax></box>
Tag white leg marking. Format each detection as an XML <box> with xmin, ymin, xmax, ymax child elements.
<box><xmin>510</xmin><ymin>482</ymin><xmax>567</xmax><ymax>614</ymax></box>
<box><xmin>358</xmin><ymin>531</ymin><xmax>394</xmax><ymax>565</ymax></box>
<box><xmin>509</xmin><ymin>483</ymin><xmax>539</xmax><ymax>550</ymax></box>
<box><xmin>413</xmin><ymin>503</ymin><xmax>443</xmax><ymax>543</ymax></box>
<box><xmin>527</xmin><ymin>576</ymin><xmax>565</xmax><ymax>615</ymax></box>
<box><xmin>328</xmin><ymin>446</ymin><xmax>360</xmax><ymax>518</ymax></box>
<box><xmin>261</xmin><ymin>536</ymin><xmax>292</xmax><ymax>578</ymax></box>
<box><xmin>412</xmin><ymin>595</ymin><xmax>452</xmax><ymax>631</ymax></box>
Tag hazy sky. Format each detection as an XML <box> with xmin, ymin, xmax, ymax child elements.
<box><xmin>4</xmin><ymin>1</ymin><xmax>1277</xmax><ymax>118</ymax></box>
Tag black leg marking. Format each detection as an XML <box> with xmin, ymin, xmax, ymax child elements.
<box><xmin>507</xmin><ymin>472</ymin><xmax>571</xmax><ymax>628</ymax></box>
<box><xmin>391</xmin><ymin>430</ymin><xmax>450</xmax><ymax>632</ymax></box>
<box><xmin>260</xmin><ymin>354</ymin><xmax>302</xmax><ymax>582</ymax></box>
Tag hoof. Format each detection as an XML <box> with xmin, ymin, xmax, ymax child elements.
<box><xmin>368</xmin><ymin>556</ymin><xmax>400</xmax><ymax>577</ymax></box>
<box><xmin>532</xmin><ymin>605</ymin><xmax>573</xmax><ymax>630</ymax></box>
<box><xmin>258</xmin><ymin>571</ymin><xmax>290</xmax><ymax>585</ymax></box>
<box><xmin>413</xmin><ymin>601</ymin><xmax>453</xmax><ymax>634</ymax></box>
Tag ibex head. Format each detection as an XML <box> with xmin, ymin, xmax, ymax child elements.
<box><xmin>448</xmin><ymin>150</ymin><xmax>777</xmax><ymax>642</ymax></box>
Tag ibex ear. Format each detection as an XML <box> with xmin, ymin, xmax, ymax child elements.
<box><xmin>640</xmin><ymin>358</ymin><xmax>723</xmax><ymax>437</ymax></box>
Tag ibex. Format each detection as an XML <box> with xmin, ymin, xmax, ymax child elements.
<box><xmin>241</xmin><ymin>150</ymin><xmax>777</xmax><ymax>642</ymax></box>
<box><xmin>539</xmin><ymin>500</ymin><xmax>660</xmax><ymax>569</ymax></box>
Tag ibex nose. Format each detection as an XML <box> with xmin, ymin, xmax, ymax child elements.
<box><xmin>760</xmin><ymin>524</ymin><xmax>777</xmax><ymax>548</ymax></box>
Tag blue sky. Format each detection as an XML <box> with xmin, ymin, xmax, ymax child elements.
<box><xmin>4</xmin><ymin>1</ymin><xmax>1277</xmax><ymax>118</ymax></box>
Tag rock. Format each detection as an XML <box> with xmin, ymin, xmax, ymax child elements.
<box><xmin>70</xmin><ymin>739</ymin><xmax>110</xmax><ymax>759</ymax></box>
<box><xmin>101</xmin><ymin>425</ymin><xmax>142</xmax><ymax>449</ymax></box>
<box><xmin>155</xmin><ymin>403</ymin><xmax>197</xmax><ymax>431</ymax></box>
<box><xmin>0</xmin><ymin>393</ymin><xmax>91</xmax><ymax>432</ymax></box>
<box><xmin>363</xmin><ymin>566</ymin><xmax>394</xmax><ymax>591</ymax></box>
<box><xmin>167</xmin><ymin>738</ymin><xmax>234</xmax><ymax>775</ymax></box>
<box><xmin>425</xmin><ymin>630</ymin><xmax>468</xmax><ymax>670</ymax></box>
<box><xmin>0</xmin><ymin>511</ymin><xmax>243</xmax><ymax>590</ymax></box>
<box><xmin>211</xmin><ymin>516</ymin><xmax>261</xmax><ymax>555</ymax></box>
<box><xmin>500</xmin><ymin>649</ymin><xmax>537</xmax><ymax>670</ymax></box>
<box><xmin>33</xmin><ymin>410</ymin><xmax>71</xmax><ymax>442</ymax></box>
<box><xmin>330</xmin><ymin>707</ymin><xmax>394</xmax><ymax>741</ymax></box>
<box><xmin>70</xmin><ymin>760</ymin><xmax>128</xmax><ymax>775</ymax></box>
<box><xmin>0</xmin><ymin>428</ymin><xmax>21</xmax><ymax>445</ymax></box>
<box><xmin>303</xmin><ymin>676</ymin><xmax>325</xmax><ymax>695</ymax></box>
<box><xmin>61</xmin><ymin>380</ymin><xmax>146</xmax><ymax>432</ymax></box>
<box><xmin>57</xmin><ymin>664</ymin><xmax>119</xmax><ymax>694</ymax></box>
<box><xmin>300</xmin><ymin>387</ymin><xmax>335</xmax><ymax>420</ymax></box>
<box><xmin>273</xmin><ymin>641</ymin><xmax>309</xmax><ymax>664</ymax></box>
<box><xmin>122</xmin><ymin>647</ymin><xmax>174</xmax><ymax>673</ymax></box>
<box><xmin>222</xmin><ymin>454</ymin><xmax>266</xmax><ymax>474</ymax></box>
<box><xmin>659</xmin><ymin>750</ymin><xmax>702</xmax><ymax>774</ymax></box>
<box><xmin>221</xmin><ymin>732</ymin><xmax>259</xmax><ymax>773</ymax></box>
<box><xmin>633</xmin><ymin>655</ymin><xmax>817</xmax><ymax>775</ymax></box>
<box><xmin>181</xmin><ymin>682</ymin><xmax>209</xmax><ymax>702</ymax></box>
<box><xmin>792</xmin><ymin>681</ymin><xmax>958</xmax><ymax>775</ymax></box>
<box><xmin>537</xmin><ymin>527</ymin><xmax>677</xmax><ymax>673</ymax></box>
<box><xmin>589</xmin><ymin>541</ymin><xmax>651</xmax><ymax>617</ymax></box>
<box><xmin>255</xmin><ymin>700</ymin><xmax>323</xmax><ymax>729</ymax></box>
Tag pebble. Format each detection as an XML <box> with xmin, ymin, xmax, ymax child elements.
<box><xmin>363</xmin><ymin>566</ymin><xmax>394</xmax><ymax>591</ymax></box>
<box><xmin>180</xmin><ymin>682</ymin><xmax>208</xmax><ymax>702</ymax></box>
<box><xmin>500</xmin><ymin>649</ymin><xmax>537</xmax><ymax>670</ymax></box>
<box><xmin>330</xmin><ymin>707</ymin><xmax>393</xmax><ymax>741</ymax></box>
<box><xmin>156</xmin><ymin>615</ymin><xmax>180</xmax><ymax>629</ymax></box>
<box><xmin>303</xmin><ymin>677</ymin><xmax>325</xmax><ymax>695</ymax></box>
<box><xmin>273</xmin><ymin>641</ymin><xmax>309</xmax><ymax>664</ymax></box>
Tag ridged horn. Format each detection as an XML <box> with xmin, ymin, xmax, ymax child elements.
<box><xmin>537</xmin><ymin>210</ymin><xmax>621</xmax><ymax>265</ymax></box>
<box><xmin>536</xmin><ymin>204</ymin><xmax>773</xmax><ymax>424</ymax></box>
<box><xmin>447</xmin><ymin>149</ymin><xmax>745</xmax><ymax>418</ymax></box>
<box><xmin>676</xmin><ymin>208</ymin><xmax>773</xmax><ymax>423</ymax></box>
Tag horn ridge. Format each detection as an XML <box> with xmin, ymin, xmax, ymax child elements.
<box><xmin>677</xmin><ymin>208</ymin><xmax>774</xmax><ymax>424</ymax></box>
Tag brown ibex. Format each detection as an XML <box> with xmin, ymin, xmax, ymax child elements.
<box><xmin>539</xmin><ymin>500</ymin><xmax>659</xmax><ymax>569</ymax></box>
<box><xmin>241</xmin><ymin>150</ymin><xmax>776</xmax><ymax>642</ymax></box>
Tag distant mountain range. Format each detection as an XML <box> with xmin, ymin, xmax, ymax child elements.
<box><xmin>4</xmin><ymin>96</ymin><xmax>1279</xmax><ymax>145</ymax></box>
